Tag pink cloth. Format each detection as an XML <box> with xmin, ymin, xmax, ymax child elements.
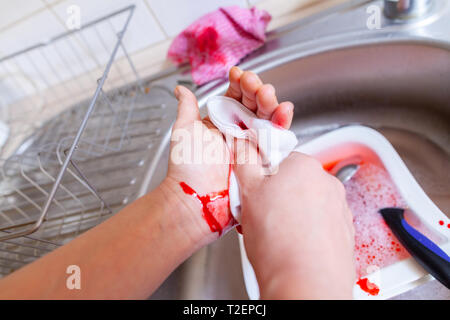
<box><xmin>168</xmin><ymin>6</ymin><xmax>271</xmax><ymax>85</ymax></box>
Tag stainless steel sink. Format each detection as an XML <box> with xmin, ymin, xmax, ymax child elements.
<box><xmin>147</xmin><ymin>0</ymin><xmax>450</xmax><ymax>299</ymax></box>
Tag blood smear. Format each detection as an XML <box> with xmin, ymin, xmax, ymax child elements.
<box><xmin>179</xmin><ymin>164</ymin><xmax>235</xmax><ymax>236</ymax></box>
<box><xmin>179</xmin><ymin>182</ymin><xmax>234</xmax><ymax>236</ymax></box>
<box><xmin>232</xmin><ymin>114</ymin><xmax>248</xmax><ymax>130</ymax></box>
<box><xmin>356</xmin><ymin>277</ymin><xmax>380</xmax><ymax>296</ymax></box>
<box><xmin>343</xmin><ymin>162</ymin><xmax>410</xmax><ymax>278</ymax></box>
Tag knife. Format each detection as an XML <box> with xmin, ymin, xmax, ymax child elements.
<box><xmin>379</xmin><ymin>207</ymin><xmax>450</xmax><ymax>289</ymax></box>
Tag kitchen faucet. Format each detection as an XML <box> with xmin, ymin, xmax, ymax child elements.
<box><xmin>384</xmin><ymin>0</ymin><xmax>435</xmax><ymax>19</ymax></box>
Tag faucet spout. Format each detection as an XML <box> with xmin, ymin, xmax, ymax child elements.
<box><xmin>384</xmin><ymin>0</ymin><xmax>435</xmax><ymax>20</ymax></box>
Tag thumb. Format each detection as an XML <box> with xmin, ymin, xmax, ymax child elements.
<box><xmin>173</xmin><ymin>85</ymin><xmax>201</xmax><ymax>128</ymax></box>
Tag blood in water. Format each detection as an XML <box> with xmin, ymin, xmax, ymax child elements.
<box><xmin>325</xmin><ymin>161</ymin><xmax>446</xmax><ymax>295</ymax></box>
<box><xmin>344</xmin><ymin>162</ymin><xmax>411</xmax><ymax>280</ymax></box>
<box><xmin>322</xmin><ymin>161</ymin><xmax>413</xmax><ymax>295</ymax></box>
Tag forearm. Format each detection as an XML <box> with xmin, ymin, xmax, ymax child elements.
<box><xmin>0</xmin><ymin>179</ymin><xmax>212</xmax><ymax>299</ymax></box>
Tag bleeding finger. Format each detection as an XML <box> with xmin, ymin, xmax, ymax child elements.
<box><xmin>271</xmin><ymin>101</ymin><xmax>294</xmax><ymax>129</ymax></box>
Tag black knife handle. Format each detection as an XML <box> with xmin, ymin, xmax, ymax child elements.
<box><xmin>379</xmin><ymin>207</ymin><xmax>450</xmax><ymax>289</ymax></box>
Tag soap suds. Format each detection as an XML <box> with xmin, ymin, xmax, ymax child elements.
<box><xmin>344</xmin><ymin>162</ymin><xmax>410</xmax><ymax>278</ymax></box>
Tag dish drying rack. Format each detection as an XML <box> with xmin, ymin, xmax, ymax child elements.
<box><xmin>0</xmin><ymin>5</ymin><xmax>176</xmax><ymax>277</ymax></box>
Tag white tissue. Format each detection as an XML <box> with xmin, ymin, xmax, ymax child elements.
<box><xmin>207</xmin><ymin>96</ymin><xmax>298</xmax><ymax>222</ymax></box>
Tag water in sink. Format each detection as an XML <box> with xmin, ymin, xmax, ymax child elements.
<box><xmin>324</xmin><ymin>155</ymin><xmax>446</xmax><ymax>296</ymax></box>
<box><xmin>343</xmin><ymin>162</ymin><xmax>410</xmax><ymax>277</ymax></box>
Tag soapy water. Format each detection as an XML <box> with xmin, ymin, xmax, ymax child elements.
<box><xmin>343</xmin><ymin>162</ymin><xmax>410</xmax><ymax>278</ymax></box>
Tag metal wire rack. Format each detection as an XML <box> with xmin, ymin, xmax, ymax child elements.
<box><xmin>0</xmin><ymin>5</ymin><xmax>176</xmax><ymax>277</ymax></box>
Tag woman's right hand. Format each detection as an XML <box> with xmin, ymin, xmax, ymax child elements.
<box><xmin>229</xmin><ymin>69</ymin><xmax>356</xmax><ymax>299</ymax></box>
<box><xmin>236</xmin><ymin>152</ymin><xmax>355</xmax><ymax>299</ymax></box>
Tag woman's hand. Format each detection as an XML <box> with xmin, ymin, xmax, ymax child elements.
<box><xmin>224</xmin><ymin>69</ymin><xmax>355</xmax><ymax>299</ymax></box>
<box><xmin>162</xmin><ymin>67</ymin><xmax>294</xmax><ymax>244</ymax></box>
<box><xmin>236</xmin><ymin>152</ymin><xmax>356</xmax><ymax>299</ymax></box>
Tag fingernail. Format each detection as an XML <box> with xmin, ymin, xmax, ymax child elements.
<box><xmin>264</xmin><ymin>84</ymin><xmax>275</xmax><ymax>95</ymax></box>
<box><xmin>247</xmin><ymin>71</ymin><xmax>262</xmax><ymax>86</ymax></box>
<box><xmin>229</xmin><ymin>66</ymin><xmax>242</xmax><ymax>79</ymax></box>
<box><xmin>287</xmin><ymin>102</ymin><xmax>294</xmax><ymax>112</ymax></box>
<box><xmin>174</xmin><ymin>86</ymin><xmax>181</xmax><ymax>100</ymax></box>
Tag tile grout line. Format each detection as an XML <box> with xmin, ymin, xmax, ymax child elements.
<box><xmin>0</xmin><ymin>1</ymin><xmax>49</xmax><ymax>34</ymax></box>
<box><xmin>142</xmin><ymin>0</ymin><xmax>170</xmax><ymax>39</ymax></box>
<box><xmin>0</xmin><ymin>1</ymin><xmax>66</xmax><ymax>100</ymax></box>
<box><xmin>43</xmin><ymin>0</ymin><xmax>70</xmax><ymax>31</ymax></box>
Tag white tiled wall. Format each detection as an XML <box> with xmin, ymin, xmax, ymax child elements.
<box><xmin>0</xmin><ymin>0</ymin><xmax>44</xmax><ymax>31</ymax></box>
<box><xmin>0</xmin><ymin>0</ymin><xmax>345</xmax><ymax>100</ymax></box>
<box><xmin>52</xmin><ymin>0</ymin><xmax>166</xmax><ymax>53</ymax></box>
<box><xmin>0</xmin><ymin>0</ymin><xmax>257</xmax><ymax>58</ymax></box>
<box><xmin>0</xmin><ymin>9</ymin><xmax>64</xmax><ymax>56</ymax></box>
<box><xmin>147</xmin><ymin>0</ymin><xmax>248</xmax><ymax>37</ymax></box>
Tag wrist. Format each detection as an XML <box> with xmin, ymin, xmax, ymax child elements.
<box><xmin>157</xmin><ymin>177</ymin><xmax>217</xmax><ymax>248</ymax></box>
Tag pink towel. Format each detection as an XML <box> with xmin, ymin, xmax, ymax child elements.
<box><xmin>168</xmin><ymin>6</ymin><xmax>271</xmax><ymax>85</ymax></box>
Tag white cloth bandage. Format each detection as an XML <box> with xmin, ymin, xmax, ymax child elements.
<box><xmin>207</xmin><ymin>96</ymin><xmax>298</xmax><ymax>222</ymax></box>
